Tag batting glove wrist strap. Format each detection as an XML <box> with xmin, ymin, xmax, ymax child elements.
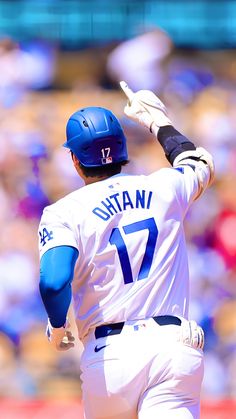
<box><xmin>120</xmin><ymin>81</ymin><xmax>172</xmax><ymax>136</ymax></box>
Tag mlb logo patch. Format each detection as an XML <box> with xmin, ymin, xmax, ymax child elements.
<box><xmin>102</xmin><ymin>156</ymin><xmax>113</xmax><ymax>164</ymax></box>
<box><xmin>134</xmin><ymin>323</ymin><xmax>146</xmax><ymax>331</ymax></box>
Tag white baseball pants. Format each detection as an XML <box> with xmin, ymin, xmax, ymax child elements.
<box><xmin>80</xmin><ymin>318</ymin><xmax>204</xmax><ymax>419</ymax></box>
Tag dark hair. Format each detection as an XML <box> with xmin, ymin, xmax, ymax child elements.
<box><xmin>79</xmin><ymin>160</ymin><xmax>129</xmax><ymax>178</ymax></box>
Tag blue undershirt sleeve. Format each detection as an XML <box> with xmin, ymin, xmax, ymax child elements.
<box><xmin>39</xmin><ymin>246</ymin><xmax>79</xmax><ymax>328</ymax></box>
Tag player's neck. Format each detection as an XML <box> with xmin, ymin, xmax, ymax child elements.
<box><xmin>83</xmin><ymin>175</ymin><xmax>109</xmax><ymax>185</ymax></box>
<box><xmin>73</xmin><ymin>155</ymin><xmax>110</xmax><ymax>185</ymax></box>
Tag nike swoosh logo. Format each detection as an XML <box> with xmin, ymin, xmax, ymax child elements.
<box><xmin>94</xmin><ymin>344</ymin><xmax>109</xmax><ymax>353</ymax></box>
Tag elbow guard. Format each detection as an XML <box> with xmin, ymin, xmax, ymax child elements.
<box><xmin>158</xmin><ymin>125</ymin><xmax>196</xmax><ymax>165</ymax></box>
<box><xmin>173</xmin><ymin>147</ymin><xmax>215</xmax><ymax>195</ymax></box>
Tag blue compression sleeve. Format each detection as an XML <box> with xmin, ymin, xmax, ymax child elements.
<box><xmin>39</xmin><ymin>246</ymin><xmax>78</xmax><ymax>327</ymax></box>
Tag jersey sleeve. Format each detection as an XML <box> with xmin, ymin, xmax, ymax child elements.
<box><xmin>149</xmin><ymin>164</ymin><xmax>206</xmax><ymax>216</ymax></box>
<box><xmin>38</xmin><ymin>204</ymin><xmax>78</xmax><ymax>258</ymax></box>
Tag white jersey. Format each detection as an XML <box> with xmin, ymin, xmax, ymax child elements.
<box><xmin>38</xmin><ymin>165</ymin><xmax>209</xmax><ymax>340</ymax></box>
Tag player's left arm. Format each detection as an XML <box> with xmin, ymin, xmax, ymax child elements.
<box><xmin>120</xmin><ymin>81</ymin><xmax>215</xmax><ymax>198</ymax></box>
<box><xmin>40</xmin><ymin>245</ymin><xmax>78</xmax><ymax>351</ymax></box>
<box><xmin>38</xmin><ymin>205</ymin><xmax>79</xmax><ymax>350</ymax></box>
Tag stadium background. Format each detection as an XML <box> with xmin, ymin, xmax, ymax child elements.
<box><xmin>0</xmin><ymin>0</ymin><xmax>236</xmax><ymax>417</ymax></box>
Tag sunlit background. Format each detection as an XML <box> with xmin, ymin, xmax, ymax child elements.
<box><xmin>0</xmin><ymin>1</ymin><xmax>236</xmax><ymax>418</ymax></box>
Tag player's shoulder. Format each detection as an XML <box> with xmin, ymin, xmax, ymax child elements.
<box><xmin>148</xmin><ymin>166</ymin><xmax>184</xmax><ymax>182</ymax></box>
<box><xmin>40</xmin><ymin>187</ymin><xmax>86</xmax><ymax>220</ymax></box>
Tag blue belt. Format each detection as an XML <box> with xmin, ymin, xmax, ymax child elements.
<box><xmin>95</xmin><ymin>315</ymin><xmax>182</xmax><ymax>339</ymax></box>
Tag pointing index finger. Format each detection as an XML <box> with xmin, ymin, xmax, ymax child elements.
<box><xmin>119</xmin><ymin>81</ymin><xmax>134</xmax><ymax>103</ymax></box>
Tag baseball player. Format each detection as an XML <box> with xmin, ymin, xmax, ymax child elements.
<box><xmin>38</xmin><ymin>82</ymin><xmax>214</xmax><ymax>419</ymax></box>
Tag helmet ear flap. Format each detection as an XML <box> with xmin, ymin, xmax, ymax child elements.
<box><xmin>63</xmin><ymin>107</ymin><xmax>128</xmax><ymax>167</ymax></box>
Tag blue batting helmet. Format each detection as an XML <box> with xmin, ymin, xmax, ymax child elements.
<box><xmin>63</xmin><ymin>107</ymin><xmax>128</xmax><ymax>167</ymax></box>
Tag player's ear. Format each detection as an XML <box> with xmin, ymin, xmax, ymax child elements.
<box><xmin>71</xmin><ymin>152</ymin><xmax>78</xmax><ymax>167</ymax></box>
<box><xmin>72</xmin><ymin>154</ymin><xmax>85</xmax><ymax>178</ymax></box>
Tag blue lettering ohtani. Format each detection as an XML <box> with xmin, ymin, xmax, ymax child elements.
<box><xmin>92</xmin><ymin>189</ymin><xmax>153</xmax><ymax>221</ymax></box>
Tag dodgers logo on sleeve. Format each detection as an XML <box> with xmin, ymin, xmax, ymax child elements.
<box><xmin>39</xmin><ymin>228</ymin><xmax>54</xmax><ymax>246</ymax></box>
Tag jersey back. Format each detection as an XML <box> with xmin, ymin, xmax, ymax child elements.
<box><xmin>39</xmin><ymin>167</ymin><xmax>200</xmax><ymax>340</ymax></box>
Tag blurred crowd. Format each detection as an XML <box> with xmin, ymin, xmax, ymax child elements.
<box><xmin>0</xmin><ymin>32</ymin><xmax>236</xmax><ymax>401</ymax></box>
